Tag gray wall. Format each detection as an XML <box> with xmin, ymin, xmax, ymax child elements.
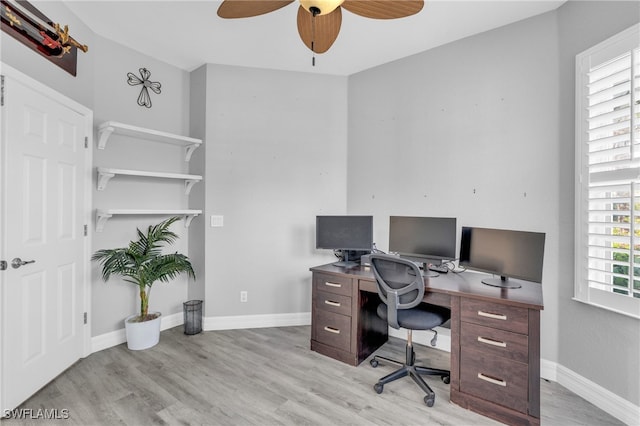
<box><xmin>1</xmin><ymin>1</ymin><xmax>195</xmax><ymax>336</ymax></box>
<box><xmin>556</xmin><ymin>0</ymin><xmax>640</xmax><ymax>406</ymax></box>
<box><xmin>90</xmin><ymin>35</ymin><xmax>193</xmax><ymax>336</ymax></box>
<box><xmin>188</xmin><ymin>65</ymin><xmax>207</xmax><ymax>304</ymax></box>
<box><xmin>347</xmin><ymin>1</ymin><xmax>639</xmax><ymax>407</ymax></box>
<box><xmin>196</xmin><ymin>64</ymin><xmax>348</xmax><ymax>318</ymax></box>
<box><xmin>348</xmin><ymin>8</ymin><xmax>560</xmax><ymax>358</ymax></box>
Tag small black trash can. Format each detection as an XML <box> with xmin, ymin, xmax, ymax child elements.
<box><xmin>183</xmin><ymin>300</ymin><xmax>203</xmax><ymax>335</ymax></box>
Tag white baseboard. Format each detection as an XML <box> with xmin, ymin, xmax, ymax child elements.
<box><xmin>91</xmin><ymin>312</ymin><xmax>310</xmax><ymax>353</ymax></box>
<box><xmin>203</xmin><ymin>312</ymin><xmax>311</xmax><ymax>330</ymax></box>
<box><xmin>91</xmin><ymin>328</ymin><xmax>126</xmax><ymax>353</ymax></box>
<box><xmin>90</xmin><ymin>312</ymin><xmax>183</xmax><ymax>353</ymax></box>
<box><xmin>540</xmin><ymin>358</ymin><xmax>557</xmax><ymax>382</ymax></box>
<box><xmin>542</xmin><ymin>359</ymin><xmax>639</xmax><ymax>425</ymax></box>
<box><xmin>160</xmin><ymin>312</ymin><xmax>184</xmax><ymax>330</ymax></box>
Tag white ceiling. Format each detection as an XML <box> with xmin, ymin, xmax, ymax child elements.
<box><xmin>62</xmin><ymin>0</ymin><xmax>566</xmax><ymax>75</ymax></box>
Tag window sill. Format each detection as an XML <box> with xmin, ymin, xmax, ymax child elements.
<box><xmin>572</xmin><ymin>297</ymin><xmax>640</xmax><ymax>320</ymax></box>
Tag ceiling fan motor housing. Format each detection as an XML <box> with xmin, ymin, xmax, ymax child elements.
<box><xmin>299</xmin><ymin>0</ymin><xmax>345</xmax><ymax>16</ymax></box>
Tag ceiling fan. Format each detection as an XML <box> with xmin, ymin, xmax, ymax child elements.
<box><xmin>217</xmin><ymin>0</ymin><xmax>424</xmax><ymax>54</ymax></box>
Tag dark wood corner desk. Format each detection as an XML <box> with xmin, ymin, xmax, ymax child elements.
<box><xmin>310</xmin><ymin>263</ymin><xmax>544</xmax><ymax>426</ymax></box>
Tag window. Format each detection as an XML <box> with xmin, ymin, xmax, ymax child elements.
<box><xmin>575</xmin><ymin>24</ymin><xmax>640</xmax><ymax>319</ymax></box>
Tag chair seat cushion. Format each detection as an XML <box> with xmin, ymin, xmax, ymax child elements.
<box><xmin>377</xmin><ymin>302</ymin><xmax>450</xmax><ymax>330</ymax></box>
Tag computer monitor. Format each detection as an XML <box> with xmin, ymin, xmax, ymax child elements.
<box><xmin>316</xmin><ymin>215</ymin><xmax>373</xmax><ymax>267</ymax></box>
<box><xmin>388</xmin><ymin>216</ymin><xmax>457</xmax><ymax>273</ymax></box>
<box><xmin>459</xmin><ymin>226</ymin><xmax>546</xmax><ymax>289</ymax></box>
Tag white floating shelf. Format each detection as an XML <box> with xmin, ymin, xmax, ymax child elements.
<box><xmin>95</xmin><ymin>209</ymin><xmax>202</xmax><ymax>232</ymax></box>
<box><xmin>97</xmin><ymin>121</ymin><xmax>202</xmax><ymax>162</ymax></box>
<box><xmin>97</xmin><ymin>168</ymin><xmax>202</xmax><ymax>194</ymax></box>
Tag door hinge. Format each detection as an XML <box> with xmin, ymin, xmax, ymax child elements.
<box><xmin>84</xmin><ymin>312</ymin><xmax>87</xmax><ymax>324</ymax></box>
<box><xmin>83</xmin><ymin>224</ymin><xmax>88</xmax><ymax>236</ymax></box>
<box><xmin>84</xmin><ymin>136</ymin><xmax>88</xmax><ymax>148</ymax></box>
<box><xmin>1</xmin><ymin>75</ymin><xmax>4</xmax><ymax>106</ymax></box>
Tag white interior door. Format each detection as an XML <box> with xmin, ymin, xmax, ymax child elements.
<box><xmin>0</xmin><ymin>65</ymin><xmax>92</xmax><ymax>413</ymax></box>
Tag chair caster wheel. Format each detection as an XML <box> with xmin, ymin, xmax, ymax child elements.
<box><xmin>424</xmin><ymin>396</ymin><xmax>435</xmax><ymax>407</ymax></box>
<box><xmin>442</xmin><ymin>375</ymin><xmax>450</xmax><ymax>384</ymax></box>
<box><xmin>370</xmin><ymin>359</ymin><xmax>379</xmax><ymax>368</ymax></box>
<box><xmin>374</xmin><ymin>383</ymin><xmax>383</xmax><ymax>394</ymax></box>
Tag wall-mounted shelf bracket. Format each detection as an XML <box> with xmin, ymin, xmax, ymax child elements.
<box><xmin>184</xmin><ymin>145</ymin><xmax>198</xmax><ymax>162</ymax></box>
<box><xmin>95</xmin><ymin>209</ymin><xmax>202</xmax><ymax>232</ymax></box>
<box><xmin>97</xmin><ymin>125</ymin><xmax>115</xmax><ymax>150</ymax></box>
<box><xmin>184</xmin><ymin>179</ymin><xmax>199</xmax><ymax>195</ymax></box>
<box><xmin>95</xmin><ymin>210</ymin><xmax>113</xmax><ymax>233</ymax></box>
<box><xmin>97</xmin><ymin>170</ymin><xmax>116</xmax><ymax>191</ymax></box>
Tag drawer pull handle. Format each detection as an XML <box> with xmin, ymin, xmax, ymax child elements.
<box><xmin>324</xmin><ymin>300</ymin><xmax>341</xmax><ymax>307</ymax></box>
<box><xmin>323</xmin><ymin>326</ymin><xmax>340</xmax><ymax>334</ymax></box>
<box><xmin>477</xmin><ymin>336</ymin><xmax>507</xmax><ymax>348</ymax></box>
<box><xmin>325</xmin><ymin>282</ymin><xmax>342</xmax><ymax>288</ymax></box>
<box><xmin>477</xmin><ymin>310</ymin><xmax>507</xmax><ymax>321</ymax></box>
<box><xmin>477</xmin><ymin>373</ymin><xmax>507</xmax><ymax>387</ymax></box>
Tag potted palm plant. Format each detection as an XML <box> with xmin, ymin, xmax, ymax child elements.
<box><xmin>92</xmin><ymin>216</ymin><xmax>195</xmax><ymax>350</ymax></box>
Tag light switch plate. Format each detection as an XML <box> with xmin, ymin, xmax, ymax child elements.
<box><xmin>211</xmin><ymin>215</ymin><xmax>224</xmax><ymax>227</ymax></box>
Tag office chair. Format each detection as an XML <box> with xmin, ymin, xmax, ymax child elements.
<box><xmin>369</xmin><ymin>254</ymin><xmax>451</xmax><ymax>407</ymax></box>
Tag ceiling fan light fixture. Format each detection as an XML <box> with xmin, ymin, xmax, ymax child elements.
<box><xmin>299</xmin><ymin>0</ymin><xmax>345</xmax><ymax>16</ymax></box>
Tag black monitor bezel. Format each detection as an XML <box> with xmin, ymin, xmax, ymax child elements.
<box><xmin>458</xmin><ymin>226</ymin><xmax>546</xmax><ymax>285</ymax></box>
<box><xmin>315</xmin><ymin>215</ymin><xmax>373</xmax><ymax>251</ymax></box>
<box><xmin>388</xmin><ymin>216</ymin><xmax>457</xmax><ymax>263</ymax></box>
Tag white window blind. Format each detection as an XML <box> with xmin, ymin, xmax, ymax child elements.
<box><xmin>575</xmin><ymin>24</ymin><xmax>640</xmax><ymax>319</ymax></box>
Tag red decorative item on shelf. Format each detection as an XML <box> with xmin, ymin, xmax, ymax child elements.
<box><xmin>1</xmin><ymin>0</ymin><xmax>88</xmax><ymax>76</ymax></box>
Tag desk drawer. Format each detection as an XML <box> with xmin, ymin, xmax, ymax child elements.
<box><xmin>461</xmin><ymin>299</ymin><xmax>528</xmax><ymax>334</ymax></box>
<box><xmin>461</xmin><ymin>322</ymin><xmax>528</xmax><ymax>363</ymax></box>
<box><xmin>313</xmin><ymin>310</ymin><xmax>351</xmax><ymax>351</ymax></box>
<box><xmin>315</xmin><ymin>291</ymin><xmax>351</xmax><ymax>317</ymax></box>
<box><xmin>313</xmin><ymin>273</ymin><xmax>353</xmax><ymax>297</ymax></box>
<box><xmin>460</xmin><ymin>348</ymin><xmax>528</xmax><ymax>413</ymax></box>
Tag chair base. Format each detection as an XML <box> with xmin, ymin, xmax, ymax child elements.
<box><xmin>371</xmin><ymin>343</ymin><xmax>450</xmax><ymax>407</ymax></box>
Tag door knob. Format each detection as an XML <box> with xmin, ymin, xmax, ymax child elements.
<box><xmin>11</xmin><ymin>258</ymin><xmax>36</xmax><ymax>269</ymax></box>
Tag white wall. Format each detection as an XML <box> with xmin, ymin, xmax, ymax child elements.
<box><xmin>197</xmin><ymin>64</ymin><xmax>348</xmax><ymax>319</ymax></box>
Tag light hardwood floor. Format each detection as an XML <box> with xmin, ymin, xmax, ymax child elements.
<box><xmin>3</xmin><ymin>326</ymin><xmax>623</xmax><ymax>425</ymax></box>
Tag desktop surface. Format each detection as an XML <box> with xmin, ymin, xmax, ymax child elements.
<box><xmin>311</xmin><ymin>263</ymin><xmax>544</xmax><ymax>310</ymax></box>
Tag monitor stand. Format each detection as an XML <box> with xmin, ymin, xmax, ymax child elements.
<box><xmin>332</xmin><ymin>261</ymin><xmax>359</xmax><ymax>268</ymax></box>
<box><xmin>332</xmin><ymin>250</ymin><xmax>359</xmax><ymax>268</ymax></box>
<box><xmin>421</xmin><ymin>262</ymin><xmax>439</xmax><ymax>278</ymax></box>
<box><xmin>481</xmin><ymin>276</ymin><xmax>522</xmax><ymax>289</ymax></box>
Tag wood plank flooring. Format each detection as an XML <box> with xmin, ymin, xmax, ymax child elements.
<box><xmin>3</xmin><ymin>326</ymin><xmax>623</xmax><ymax>425</ymax></box>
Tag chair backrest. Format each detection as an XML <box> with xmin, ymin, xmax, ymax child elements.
<box><xmin>370</xmin><ymin>254</ymin><xmax>425</xmax><ymax>329</ymax></box>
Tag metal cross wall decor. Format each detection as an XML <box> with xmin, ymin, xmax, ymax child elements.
<box><xmin>126</xmin><ymin>67</ymin><xmax>161</xmax><ymax>108</ymax></box>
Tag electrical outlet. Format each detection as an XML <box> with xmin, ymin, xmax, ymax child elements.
<box><xmin>240</xmin><ymin>291</ymin><xmax>248</xmax><ymax>303</ymax></box>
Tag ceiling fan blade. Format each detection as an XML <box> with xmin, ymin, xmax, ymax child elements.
<box><xmin>217</xmin><ymin>0</ymin><xmax>295</xmax><ymax>18</ymax></box>
<box><xmin>297</xmin><ymin>5</ymin><xmax>342</xmax><ymax>53</ymax></box>
<box><xmin>341</xmin><ymin>0</ymin><xmax>423</xmax><ymax>19</ymax></box>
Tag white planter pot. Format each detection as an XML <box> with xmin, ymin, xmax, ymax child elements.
<box><xmin>124</xmin><ymin>312</ymin><xmax>162</xmax><ymax>350</ymax></box>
